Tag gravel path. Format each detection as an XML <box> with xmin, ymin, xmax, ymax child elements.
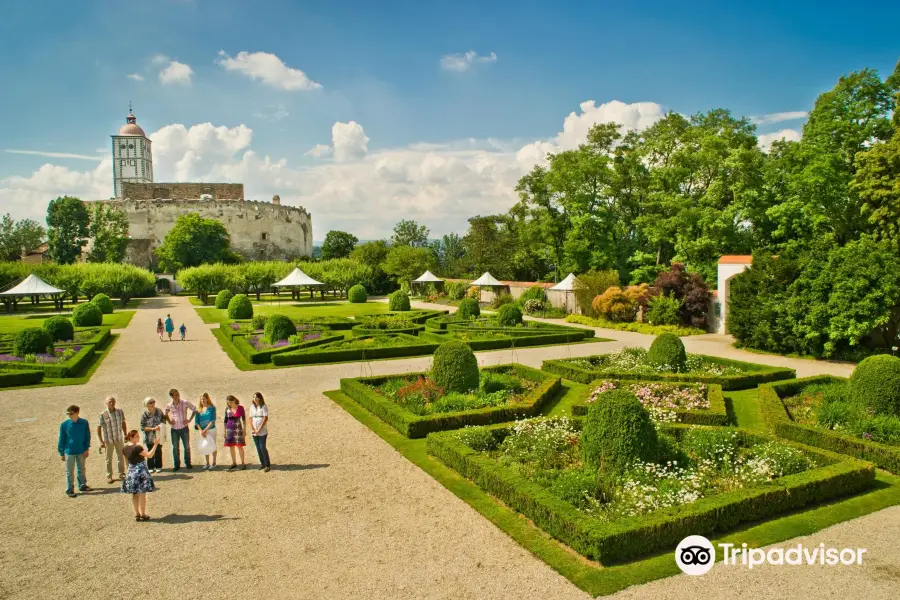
<box><xmin>0</xmin><ymin>296</ymin><xmax>894</xmax><ymax>599</ymax></box>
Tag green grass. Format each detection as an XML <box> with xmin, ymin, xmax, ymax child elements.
<box><xmin>0</xmin><ymin>308</ymin><xmax>137</xmax><ymax>333</ymax></box>
<box><xmin>726</xmin><ymin>388</ymin><xmax>766</xmax><ymax>431</ymax></box>
<box><xmin>325</xmin><ymin>383</ymin><xmax>900</xmax><ymax>596</ymax></box>
<box><xmin>0</xmin><ymin>334</ymin><xmax>120</xmax><ymax>391</ymax></box>
<box><xmin>196</xmin><ymin>301</ymin><xmax>391</xmax><ymax>324</ymax></box>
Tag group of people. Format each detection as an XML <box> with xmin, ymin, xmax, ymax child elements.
<box><xmin>56</xmin><ymin>389</ymin><xmax>272</xmax><ymax>521</ymax></box>
<box><xmin>156</xmin><ymin>314</ymin><xmax>186</xmax><ymax>341</ymax></box>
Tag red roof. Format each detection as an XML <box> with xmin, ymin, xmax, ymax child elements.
<box><xmin>717</xmin><ymin>255</ymin><xmax>753</xmax><ymax>265</ymax></box>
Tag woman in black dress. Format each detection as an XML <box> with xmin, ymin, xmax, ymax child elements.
<box><xmin>121</xmin><ymin>430</ymin><xmax>161</xmax><ymax>521</ymax></box>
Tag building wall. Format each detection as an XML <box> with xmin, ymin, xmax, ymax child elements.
<box><xmin>122</xmin><ymin>182</ymin><xmax>244</xmax><ymax>201</ymax></box>
<box><xmin>715</xmin><ymin>262</ymin><xmax>751</xmax><ymax>334</ymax></box>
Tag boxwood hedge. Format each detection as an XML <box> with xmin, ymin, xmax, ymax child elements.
<box><xmin>1</xmin><ymin>344</ymin><xmax>97</xmax><ymax>378</ymax></box>
<box><xmin>0</xmin><ymin>369</ymin><xmax>44</xmax><ymax>388</ymax></box>
<box><xmin>571</xmin><ymin>381</ymin><xmax>728</xmax><ymax>426</ymax></box>
<box><xmin>232</xmin><ymin>333</ymin><xmax>344</xmax><ymax>364</ymax></box>
<box><xmin>273</xmin><ymin>334</ymin><xmax>439</xmax><ymax>367</ymax></box>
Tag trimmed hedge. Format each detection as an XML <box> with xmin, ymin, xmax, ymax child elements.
<box><xmin>432</xmin><ymin>341</ymin><xmax>479</xmax><ymax>393</ymax></box>
<box><xmin>58</xmin><ymin>327</ymin><xmax>111</xmax><ymax>348</ymax></box>
<box><xmin>457</xmin><ymin>298</ymin><xmax>480</xmax><ymax>319</ymax></box>
<box><xmin>849</xmin><ymin>355</ymin><xmax>900</xmax><ymax>416</ymax></box>
<box><xmin>348</xmin><ymin>284</ymin><xmax>368</xmax><ymax>304</ymax></box>
<box><xmin>427</xmin><ymin>423</ymin><xmax>874</xmax><ymax>564</ymax></box>
<box><xmin>759</xmin><ymin>376</ymin><xmax>900</xmax><ymax>474</ymax></box>
<box><xmin>42</xmin><ymin>316</ymin><xmax>74</xmax><ymax>342</ymax></box>
<box><xmin>340</xmin><ymin>364</ymin><xmax>561</xmax><ymax>438</ymax></box>
<box><xmin>90</xmin><ymin>293</ymin><xmax>114</xmax><ymax>314</ymax></box>
<box><xmin>13</xmin><ymin>328</ymin><xmax>53</xmax><ymax>356</ymax></box>
<box><xmin>496</xmin><ymin>304</ymin><xmax>523</xmax><ymax>327</ymax></box>
<box><xmin>233</xmin><ymin>333</ymin><xmax>344</xmax><ymax>364</ymax></box>
<box><xmin>0</xmin><ymin>368</ymin><xmax>44</xmax><ymax>388</ymax></box>
<box><xmin>215</xmin><ymin>289</ymin><xmax>234</xmax><ymax>309</ymax></box>
<box><xmin>273</xmin><ymin>334</ymin><xmax>440</xmax><ymax>367</ymax></box>
<box><xmin>1</xmin><ymin>344</ymin><xmax>98</xmax><ymax>378</ymax></box>
<box><xmin>420</xmin><ymin>330</ymin><xmax>593</xmax><ymax>352</ymax></box>
<box><xmin>227</xmin><ymin>294</ymin><xmax>253</xmax><ymax>319</ymax></box>
<box><xmin>351</xmin><ymin>323</ymin><xmax>424</xmax><ymax>337</ymax></box>
<box><xmin>264</xmin><ymin>314</ymin><xmax>297</xmax><ymax>342</ymax></box>
<box><xmin>542</xmin><ymin>355</ymin><xmax>795</xmax><ymax>391</ymax></box>
<box><xmin>646</xmin><ymin>333</ymin><xmax>687</xmax><ymax>373</ymax></box>
<box><xmin>388</xmin><ymin>290</ymin><xmax>411</xmax><ymax>311</ymax></box>
<box><xmin>572</xmin><ymin>381</ymin><xmax>728</xmax><ymax>426</ymax></box>
<box><xmin>72</xmin><ymin>302</ymin><xmax>103</xmax><ymax>327</ymax></box>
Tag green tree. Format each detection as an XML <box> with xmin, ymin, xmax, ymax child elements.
<box><xmin>463</xmin><ymin>215</ymin><xmax>516</xmax><ymax>279</ymax></box>
<box><xmin>154</xmin><ymin>213</ymin><xmax>240</xmax><ymax>273</ymax></box>
<box><xmin>429</xmin><ymin>233</ymin><xmax>466</xmax><ymax>277</ymax></box>
<box><xmin>0</xmin><ymin>214</ymin><xmax>45</xmax><ymax>261</ymax></box>
<box><xmin>320</xmin><ymin>230</ymin><xmax>358</xmax><ymax>260</ymax></box>
<box><xmin>391</xmin><ymin>219</ymin><xmax>429</xmax><ymax>247</ymax></box>
<box><xmin>853</xmin><ymin>128</ymin><xmax>900</xmax><ymax>244</ymax></box>
<box><xmin>350</xmin><ymin>240</ymin><xmax>391</xmax><ymax>293</ymax></box>
<box><xmin>383</xmin><ymin>245</ymin><xmax>433</xmax><ymax>285</ymax></box>
<box><xmin>46</xmin><ymin>196</ymin><xmax>90</xmax><ymax>265</ymax></box>
<box><xmin>87</xmin><ymin>203</ymin><xmax>129</xmax><ymax>263</ymax></box>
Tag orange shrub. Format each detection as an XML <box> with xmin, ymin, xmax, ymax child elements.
<box><xmin>591</xmin><ymin>286</ymin><xmax>637</xmax><ymax>322</ymax></box>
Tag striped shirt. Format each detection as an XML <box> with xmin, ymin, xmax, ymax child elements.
<box><xmin>140</xmin><ymin>408</ymin><xmax>164</xmax><ymax>445</ymax></box>
<box><xmin>98</xmin><ymin>408</ymin><xmax>125</xmax><ymax>443</ymax></box>
<box><xmin>165</xmin><ymin>399</ymin><xmax>196</xmax><ymax>429</ymax></box>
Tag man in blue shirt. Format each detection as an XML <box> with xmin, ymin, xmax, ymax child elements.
<box><xmin>58</xmin><ymin>405</ymin><xmax>91</xmax><ymax>498</ymax></box>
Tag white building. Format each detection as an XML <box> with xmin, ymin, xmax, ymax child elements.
<box><xmin>713</xmin><ymin>255</ymin><xmax>753</xmax><ymax>334</ymax></box>
<box><xmin>111</xmin><ymin>108</ymin><xmax>153</xmax><ymax>198</ymax></box>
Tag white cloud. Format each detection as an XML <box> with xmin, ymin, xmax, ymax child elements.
<box><xmin>304</xmin><ymin>144</ymin><xmax>332</xmax><ymax>159</ymax></box>
<box><xmin>4</xmin><ymin>149</ymin><xmax>105</xmax><ymax>161</ymax></box>
<box><xmin>150</xmin><ymin>54</ymin><xmax>169</xmax><ymax>66</ymax></box>
<box><xmin>757</xmin><ymin>128</ymin><xmax>802</xmax><ymax>151</ymax></box>
<box><xmin>440</xmin><ymin>51</ymin><xmax>497</xmax><ymax>72</ymax></box>
<box><xmin>331</xmin><ymin>121</ymin><xmax>369</xmax><ymax>162</ymax></box>
<box><xmin>127</xmin><ymin>73</ymin><xmax>145</xmax><ymax>82</ymax></box>
<box><xmin>750</xmin><ymin>111</ymin><xmax>808</xmax><ymax>125</ymax></box>
<box><xmin>252</xmin><ymin>105</ymin><xmax>289</xmax><ymax>121</ymax></box>
<box><xmin>217</xmin><ymin>50</ymin><xmax>321</xmax><ymax>91</ymax></box>
<box><xmin>158</xmin><ymin>61</ymin><xmax>193</xmax><ymax>85</ymax></box>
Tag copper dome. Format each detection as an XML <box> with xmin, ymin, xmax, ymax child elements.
<box><xmin>118</xmin><ymin>110</ymin><xmax>146</xmax><ymax>136</ymax></box>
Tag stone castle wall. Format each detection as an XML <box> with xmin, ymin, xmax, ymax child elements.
<box><xmin>122</xmin><ymin>182</ymin><xmax>245</xmax><ymax>201</ymax></box>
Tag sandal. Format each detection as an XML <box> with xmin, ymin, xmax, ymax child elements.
<box><xmin>140</xmin><ymin>515</ymin><xmax>151</xmax><ymax>521</ymax></box>
<box><xmin>134</xmin><ymin>515</ymin><xmax>141</xmax><ymax>522</ymax></box>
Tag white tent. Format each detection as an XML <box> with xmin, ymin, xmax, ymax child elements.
<box><xmin>471</xmin><ymin>272</ymin><xmax>504</xmax><ymax>287</ymax></box>
<box><xmin>549</xmin><ymin>273</ymin><xmax>578</xmax><ymax>291</ymax></box>
<box><xmin>0</xmin><ymin>274</ymin><xmax>66</xmax><ymax>312</ymax></box>
<box><xmin>272</xmin><ymin>268</ymin><xmax>323</xmax><ymax>288</ymax></box>
<box><xmin>413</xmin><ymin>270</ymin><xmax>444</xmax><ymax>283</ymax></box>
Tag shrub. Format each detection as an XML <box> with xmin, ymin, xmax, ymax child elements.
<box><xmin>42</xmin><ymin>316</ymin><xmax>75</xmax><ymax>342</ymax></box>
<box><xmin>431</xmin><ymin>340</ymin><xmax>480</xmax><ymax>393</ymax></box>
<box><xmin>72</xmin><ymin>302</ymin><xmax>103</xmax><ymax>327</ymax></box>
<box><xmin>849</xmin><ymin>355</ymin><xmax>900</xmax><ymax>416</ymax></box>
<box><xmin>264</xmin><ymin>314</ymin><xmax>296</xmax><ymax>343</ymax></box>
<box><xmin>251</xmin><ymin>314</ymin><xmax>268</xmax><ymax>330</ymax></box>
<box><xmin>519</xmin><ymin>286</ymin><xmax>547</xmax><ymax>304</ymax></box>
<box><xmin>446</xmin><ymin>281</ymin><xmax>467</xmax><ymax>300</ymax></box>
<box><xmin>574</xmin><ymin>269</ymin><xmax>620</xmax><ymax>317</ymax></box>
<box><xmin>496</xmin><ymin>304</ymin><xmax>523</xmax><ymax>327</ymax></box>
<box><xmin>457</xmin><ymin>298</ymin><xmax>481</xmax><ymax>319</ymax></box>
<box><xmin>646</xmin><ymin>333</ymin><xmax>688</xmax><ymax>373</ymax></box>
<box><xmin>13</xmin><ymin>328</ymin><xmax>53</xmax><ymax>357</ymax></box>
<box><xmin>481</xmin><ymin>371</ymin><xmax>524</xmax><ymax>394</ymax></box>
<box><xmin>581</xmin><ymin>389</ymin><xmax>658</xmax><ymax>474</ymax></box>
<box><xmin>816</xmin><ymin>401</ymin><xmax>855</xmax><ymax>430</ymax></box>
<box><xmin>491</xmin><ymin>292</ymin><xmax>515</xmax><ymax>309</ymax></box>
<box><xmin>645</xmin><ymin>294</ymin><xmax>682</xmax><ymax>326</ymax></box>
<box><xmin>388</xmin><ymin>290</ymin><xmax>411</xmax><ymax>311</ymax></box>
<box><xmin>653</xmin><ymin>263</ymin><xmax>710</xmax><ymax>328</ymax></box>
<box><xmin>466</xmin><ymin>286</ymin><xmax>480</xmax><ymax>300</ymax></box>
<box><xmin>522</xmin><ymin>299</ymin><xmax>545</xmax><ymax>314</ymax></box>
<box><xmin>214</xmin><ymin>289</ymin><xmax>234</xmax><ymax>309</ymax></box>
<box><xmin>227</xmin><ymin>294</ymin><xmax>253</xmax><ymax>319</ymax></box>
<box><xmin>348</xmin><ymin>284</ymin><xmax>368</xmax><ymax>303</ymax></box>
<box><xmin>90</xmin><ymin>293</ymin><xmax>114</xmax><ymax>314</ymax></box>
<box><xmin>591</xmin><ymin>286</ymin><xmax>636</xmax><ymax>322</ymax></box>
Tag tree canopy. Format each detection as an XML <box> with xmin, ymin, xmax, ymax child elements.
<box><xmin>46</xmin><ymin>196</ymin><xmax>90</xmax><ymax>265</ymax></box>
<box><xmin>321</xmin><ymin>230</ymin><xmax>358</xmax><ymax>260</ymax></box>
<box><xmin>154</xmin><ymin>213</ymin><xmax>240</xmax><ymax>273</ymax></box>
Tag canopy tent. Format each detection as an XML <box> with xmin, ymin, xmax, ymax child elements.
<box><xmin>471</xmin><ymin>272</ymin><xmax>504</xmax><ymax>287</ymax></box>
<box><xmin>0</xmin><ymin>274</ymin><xmax>67</xmax><ymax>312</ymax></box>
<box><xmin>272</xmin><ymin>267</ymin><xmax>324</xmax><ymax>301</ymax></box>
<box><xmin>413</xmin><ymin>270</ymin><xmax>444</xmax><ymax>283</ymax></box>
<box><xmin>549</xmin><ymin>273</ymin><xmax>578</xmax><ymax>291</ymax></box>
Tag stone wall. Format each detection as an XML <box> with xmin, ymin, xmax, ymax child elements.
<box><xmin>122</xmin><ymin>182</ymin><xmax>244</xmax><ymax>201</ymax></box>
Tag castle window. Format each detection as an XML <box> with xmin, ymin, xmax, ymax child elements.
<box><xmin>260</xmin><ymin>233</ymin><xmax>269</xmax><ymax>241</ymax></box>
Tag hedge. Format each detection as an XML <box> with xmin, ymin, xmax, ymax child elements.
<box><xmin>1</xmin><ymin>344</ymin><xmax>97</xmax><ymax>378</ymax></box>
<box><xmin>232</xmin><ymin>333</ymin><xmax>344</xmax><ymax>364</ymax></box>
<box><xmin>542</xmin><ymin>355</ymin><xmax>795</xmax><ymax>391</ymax></box>
<box><xmin>351</xmin><ymin>323</ymin><xmax>425</xmax><ymax>337</ymax></box>
<box><xmin>419</xmin><ymin>330</ymin><xmax>593</xmax><ymax>352</ymax></box>
<box><xmin>446</xmin><ymin>320</ymin><xmax>595</xmax><ymax>340</ymax></box>
<box><xmin>571</xmin><ymin>381</ymin><xmax>728</xmax><ymax>426</ymax></box>
<box><xmin>57</xmin><ymin>327</ymin><xmax>112</xmax><ymax>348</ymax></box>
<box><xmin>0</xmin><ymin>369</ymin><xmax>44</xmax><ymax>388</ymax></box>
<box><xmin>759</xmin><ymin>376</ymin><xmax>900</xmax><ymax>474</ymax></box>
<box><xmin>273</xmin><ymin>334</ymin><xmax>440</xmax><ymax>367</ymax></box>
<box><xmin>340</xmin><ymin>364</ymin><xmax>561</xmax><ymax>438</ymax></box>
<box><xmin>427</xmin><ymin>423</ymin><xmax>874</xmax><ymax>564</ymax></box>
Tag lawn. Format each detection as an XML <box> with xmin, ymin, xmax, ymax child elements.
<box><xmin>196</xmin><ymin>301</ymin><xmax>390</xmax><ymax>324</ymax></box>
<box><xmin>0</xmin><ymin>307</ymin><xmax>137</xmax><ymax>333</ymax></box>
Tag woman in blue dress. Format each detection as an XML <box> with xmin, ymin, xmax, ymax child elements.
<box><xmin>195</xmin><ymin>393</ymin><xmax>217</xmax><ymax>470</ymax></box>
<box><xmin>121</xmin><ymin>430</ymin><xmax>161</xmax><ymax>521</ymax></box>
<box><xmin>164</xmin><ymin>314</ymin><xmax>174</xmax><ymax>341</ymax></box>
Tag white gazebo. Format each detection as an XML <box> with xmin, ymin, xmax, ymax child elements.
<box><xmin>549</xmin><ymin>273</ymin><xmax>578</xmax><ymax>314</ymax></box>
<box><xmin>471</xmin><ymin>272</ymin><xmax>507</xmax><ymax>304</ymax></box>
<box><xmin>272</xmin><ymin>268</ymin><xmax>325</xmax><ymax>300</ymax></box>
<box><xmin>412</xmin><ymin>270</ymin><xmax>444</xmax><ymax>294</ymax></box>
<box><xmin>0</xmin><ymin>274</ymin><xmax>67</xmax><ymax>312</ymax></box>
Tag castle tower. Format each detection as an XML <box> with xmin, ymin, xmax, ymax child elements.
<box><xmin>111</xmin><ymin>107</ymin><xmax>153</xmax><ymax>198</ymax></box>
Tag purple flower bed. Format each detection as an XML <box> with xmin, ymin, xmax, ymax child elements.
<box><xmin>0</xmin><ymin>354</ymin><xmax>24</xmax><ymax>363</ymax></box>
<box><xmin>0</xmin><ymin>345</ymin><xmax>82</xmax><ymax>364</ymax></box>
<box><xmin>230</xmin><ymin>323</ymin><xmax>241</xmax><ymax>331</ymax></box>
<box><xmin>248</xmin><ymin>336</ymin><xmax>292</xmax><ymax>350</ymax></box>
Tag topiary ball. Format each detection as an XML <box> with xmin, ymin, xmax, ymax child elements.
<box><xmin>91</xmin><ymin>293</ymin><xmax>114</xmax><ymax>314</ymax></box>
<box><xmin>251</xmin><ymin>314</ymin><xmax>268</xmax><ymax>330</ymax></box>
<box><xmin>215</xmin><ymin>289</ymin><xmax>234</xmax><ymax>309</ymax></box>
<box><xmin>42</xmin><ymin>316</ymin><xmax>75</xmax><ymax>342</ymax></box>
<box><xmin>13</xmin><ymin>328</ymin><xmax>53</xmax><ymax>357</ymax></box>
<box><xmin>581</xmin><ymin>389</ymin><xmax>658</xmax><ymax>474</ymax></box>
<box><xmin>227</xmin><ymin>294</ymin><xmax>254</xmax><ymax>320</ymax></box>
<box><xmin>496</xmin><ymin>303</ymin><xmax>523</xmax><ymax>327</ymax></box>
<box><xmin>264</xmin><ymin>314</ymin><xmax>297</xmax><ymax>343</ymax></box>
<box><xmin>646</xmin><ymin>332</ymin><xmax>687</xmax><ymax>373</ymax></box>
<box><xmin>457</xmin><ymin>297</ymin><xmax>480</xmax><ymax>320</ymax></box>
<box><xmin>388</xmin><ymin>290</ymin><xmax>411</xmax><ymax>311</ymax></box>
<box><xmin>431</xmin><ymin>340</ymin><xmax>480</xmax><ymax>393</ymax></box>
<box><xmin>72</xmin><ymin>302</ymin><xmax>103</xmax><ymax>327</ymax></box>
<box><xmin>849</xmin><ymin>354</ymin><xmax>900</xmax><ymax>416</ymax></box>
<box><xmin>348</xmin><ymin>284</ymin><xmax>368</xmax><ymax>304</ymax></box>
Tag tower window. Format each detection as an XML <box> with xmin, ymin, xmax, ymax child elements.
<box><xmin>260</xmin><ymin>233</ymin><xmax>269</xmax><ymax>241</ymax></box>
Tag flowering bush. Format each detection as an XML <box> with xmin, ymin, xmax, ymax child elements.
<box><xmin>587</xmin><ymin>380</ymin><xmax>709</xmax><ymax>422</ymax></box>
<box><xmin>499</xmin><ymin>418</ymin><xmax>580</xmax><ymax>473</ymax></box>
<box><xmin>569</xmin><ymin>347</ymin><xmax>743</xmax><ymax>377</ymax></box>
<box><xmin>522</xmin><ymin>299</ymin><xmax>545</xmax><ymax>314</ymax></box>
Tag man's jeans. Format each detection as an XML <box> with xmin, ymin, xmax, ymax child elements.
<box><xmin>65</xmin><ymin>453</ymin><xmax>86</xmax><ymax>492</ymax></box>
<box><xmin>171</xmin><ymin>427</ymin><xmax>191</xmax><ymax>468</ymax></box>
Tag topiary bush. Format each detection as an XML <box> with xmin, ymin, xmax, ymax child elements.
<box><xmin>215</xmin><ymin>289</ymin><xmax>234</xmax><ymax>309</ymax></box>
<box><xmin>431</xmin><ymin>340</ymin><xmax>480</xmax><ymax>393</ymax></box>
<box><xmin>646</xmin><ymin>332</ymin><xmax>687</xmax><ymax>373</ymax></box>
<box><xmin>264</xmin><ymin>314</ymin><xmax>297</xmax><ymax>343</ymax></box>
<box><xmin>348</xmin><ymin>284</ymin><xmax>368</xmax><ymax>304</ymax></box>
<box><xmin>849</xmin><ymin>354</ymin><xmax>900</xmax><ymax>416</ymax></box>
<box><xmin>251</xmin><ymin>314</ymin><xmax>268</xmax><ymax>330</ymax></box>
<box><xmin>13</xmin><ymin>328</ymin><xmax>53</xmax><ymax>357</ymax></box>
<box><xmin>388</xmin><ymin>290</ymin><xmax>411</xmax><ymax>311</ymax></box>
<box><xmin>581</xmin><ymin>389</ymin><xmax>658</xmax><ymax>474</ymax></box>
<box><xmin>227</xmin><ymin>294</ymin><xmax>253</xmax><ymax>320</ymax></box>
<box><xmin>457</xmin><ymin>297</ymin><xmax>480</xmax><ymax>320</ymax></box>
<box><xmin>497</xmin><ymin>303</ymin><xmax>523</xmax><ymax>327</ymax></box>
<box><xmin>42</xmin><ymin>316</ymin><xmax>75</xmax><ymax>342</ymax></box>
<box><xmin>72</xmin><ymin>302</ymin><xmax>103</xmax><ymax>327</ymax></box>
<box><xmin>90</xmin><ymin>293</ymin><xmax>114</xmax><ymax>314</ymax></box>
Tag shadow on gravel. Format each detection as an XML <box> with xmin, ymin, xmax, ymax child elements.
<box><xmin>153</xmin><ymin>513</ymin><xmax>238</xmax><ymax>524</ymax></box>
<box><xmin>151</xmin><ymin>474</ymin><xmax>194</xmax><ymax>481</ymax></box>
<box><xmin>273</xmin><ymin>463</ymin><xmax>330</xmax><ymax>472</ymax></box>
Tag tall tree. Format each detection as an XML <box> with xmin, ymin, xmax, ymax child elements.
<box><xmin>391</xmin><ymin>219</ymin><xmax>429</xmax><ymax>247</ymax></box>
<box><xmin>0</xmin><ymin>214</ymin><xmax>45</xmax><ymax>261</ymax></box>
<box><xmin>382</xmin><ymin>245</ymin><xmax>434</xmax><ymax>285</ymax></box>
<box><xmin>350</xmin><ymin>240</ymin><xmax>391</xmax><ymax>293</ymax></box>
<box><xmin>429</xmin><ymin>233</ymin><xmax>467</xmax><ymax>277</ymax></box>
<box><xmin>154</xmin><ymin>213</ymin><xmax>240</xmax><ymax>272</ymax></box>
<box><xmin>87</xmin><ymin>203</ymin><xmax>129</xmax><ymax>263</ymax></box>
<box><xmin>320</xmin><ymin>230</ymin><xmax>358</xmax><ymax>260</ymax></box>
<box><xmin>46</xmin><ymin>196</ymin><xmax>90</xmax><ymax>265</ymax></box>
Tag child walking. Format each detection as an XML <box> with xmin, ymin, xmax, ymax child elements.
<box><xmin>179</xmin><ymin>323</ymin><xmax>186</xmax><ymax>341</ymax></box>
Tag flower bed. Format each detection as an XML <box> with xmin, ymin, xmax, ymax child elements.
<box><xmin>232</xmin><ymin>332</ymin><xmax>344</xmax><ymax>364</ymax></box>
<box><xmin>571</xmin><ymin>380</ymin><xmax>727</xmax><ymax>425</ymax></box>
<box><xmin>428</xmin><ymin>421</ymin><xmax>874</xmax><ymax>564</ymax></box>
<box><xmin>759</xmin><ymin>376</ymin><xmax>900</xmax><ymax>474</ymax></box>
<box><xmin>220</xmin><ymin>320</ymin><xmax>329</xmax><ymax>340</ymax></box>
<box><xmin>419</xmin><ymin>329</ymin><xmax>597</xmax><ymax>351</ymax></box>
<box><xmin>446</xmin><ymin>319</ymin><xmax>595</xmax><ymax>340</ymax></box>
<box><xmin>351</xmin><ymin>315</ymin><xmax>425</xmax><ymax>337</ymax></box>
<box><xmin>272</xmin><ymin>333</ymin><xmax>440</xmax><ymax>367</ymax></box>
<box><xmin>59</xmin><ymin>327</ymin><xmax>111</xmax><ymax>347</ymax></box>
<box><xmin>543</xmin><ymin>348</ymin><xmax>795</xmax><ymax>390</ymax></box>
<box><xmin>0</xmin><ymin>368</ymin><xmax>44</xmax><ymax>387</ymax></box>
<box><xmin>0</xmin><ymin>343</ymin><xmax>97</xmax><ymax>378</ymax></box>
<box><xmin>339</xmin><ymin>364</ymin><xmax>561</xmax><ymax>438</ymax></box>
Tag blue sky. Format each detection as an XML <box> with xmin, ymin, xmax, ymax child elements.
<box><xmin>1</xmin><ymin>0</ymin><xmax>898</xmax><ymax>237</ymax></box>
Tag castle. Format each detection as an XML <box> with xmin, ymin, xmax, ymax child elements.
<box><xmin>89</xmin><ymin>109</ymin><xmax>313</xmax><ymax>268</ymax></box>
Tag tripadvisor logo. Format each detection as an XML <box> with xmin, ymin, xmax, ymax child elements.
<box><xmin>675</xmin><ymin>536</ymin><xmax>867</xmax><ymax>575</ymax></box>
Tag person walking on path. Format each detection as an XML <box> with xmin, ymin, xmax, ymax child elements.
<box><xmin>223</xmin><ymin>395</ymin><xmax>247</xmax><ymax>471</ymax></box>
<box><xmin>179</xmin><ymin>323</ymin><xmax>186</xmax><ymax>341</ymax></box>
<box><xmin>121</xmin><ymin>430</ymin><xmax>160</xmax><ymax>521</ymax></box>
<box><xmin>250</xmin><ymin>392</ymin><xmax>271</xmax><ymax>472</ymax></box>
<box><xmin>164</xmin><ymin>314</ymin><xmax>175</xmax><ymax>341</ymax></box>
<box><xmin>164</xmin><ymin>389</ymin><xmax>196</xmax><ymax>471</ymax></box>
<box><xmin>97</xmin><ymin>396</ymin><xmax>127</xmax><ymax>484</ymax></box>
<box><xmin>156</xmin><ymin>318</ymin><xmax>164</xmax><ymax>342</ymax></box>
<box><xmin>58</xmin><ymin>405</ymin><xmax>91</xmax><ymax>498</ymax></box>
<box><xmin>195</xmin><ymin>393</ymin><xmax>217</xmax><ymax>470</ymax></box>
<box><xmin>140</xmin><ymin>398</ymin><xmax>165</xmax><ymax>473</ymax></box>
